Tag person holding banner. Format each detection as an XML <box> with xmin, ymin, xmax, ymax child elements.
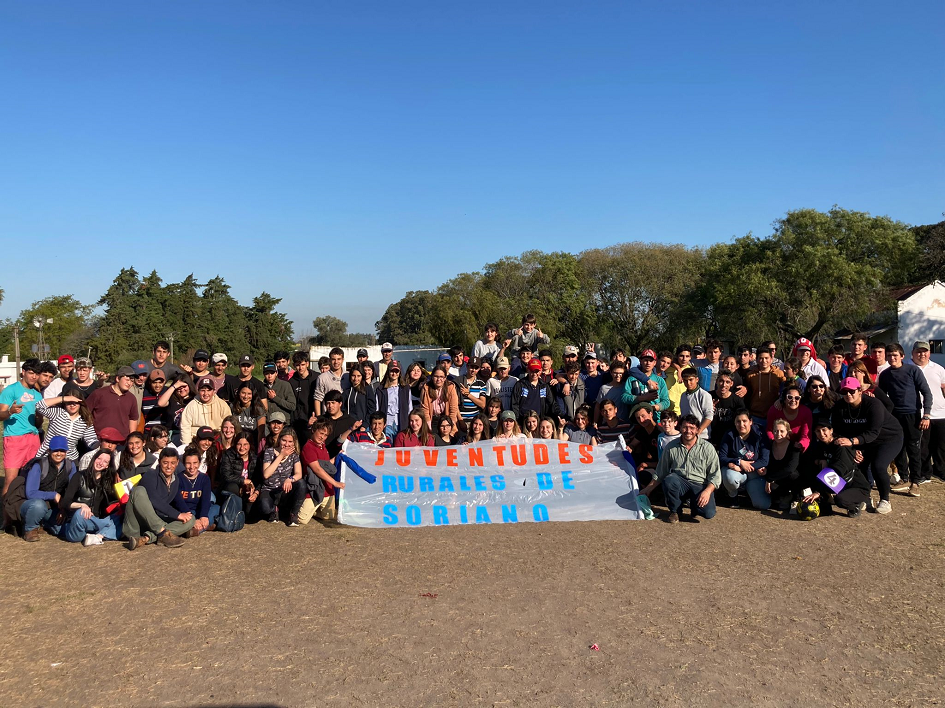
<box><xmin>641</xmin><ymin>414</ymin><xmax>721</xmax><ymax>523</ymax></box>
<box><xmin>393</xmin><ymin>410</ymin><xmax>435</xmax><ymax>448</ymax></box>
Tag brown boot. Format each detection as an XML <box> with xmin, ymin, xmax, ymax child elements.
<box><xmin>23</xmin><ymin>528</ymin><xmax>42</xmax><ymax>543</ymax></box>
<box><xmin>157</xmin><ymin>530</ymin><xmax>185</xmax><ymax>548</ymax></box>
<box><xmin>185</xmin><ymin>528</ymin><xmax>199</xmax><ymax>538</ymax></box>
<box><xmin>206</xmin><ymin>523</ymin><xmax>216</xmax><ymax>532</ymax></box>
<box><xmin>126</xmin><ymin>535</ymin><xmax>149</xmax><ymax>550</ymax></box>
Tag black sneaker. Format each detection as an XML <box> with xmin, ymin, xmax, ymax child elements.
<box><xmin>267</xmin><ymin>510</ymin><xmax>279</xmax><ymax>523</ymax></box>
<box><xmin>848</xmin><ymin>501</ymin><xmax>867</xmax><ymax>518</ymax></box>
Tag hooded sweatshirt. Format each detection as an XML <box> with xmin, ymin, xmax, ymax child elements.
<box><xmin>792</xmin><ymin>338</ymin><xmax>829</xmax><ymax>382</ymax></box>
<box><xmin>746</xmin><ymin>368</ymin><xmax>785</xmax><ymax>419</ymax></box>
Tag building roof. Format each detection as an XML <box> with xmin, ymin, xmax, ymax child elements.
<box><xmin>890</xmin><ymin>284</ymin><xmax>930</xmax><ymax>301</ymax></box>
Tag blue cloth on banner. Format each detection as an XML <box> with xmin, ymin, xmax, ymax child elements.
<box><xmin>337</xmin><ymin>453</ymin><xmax>377</xmax><ymax>484</ymax></box>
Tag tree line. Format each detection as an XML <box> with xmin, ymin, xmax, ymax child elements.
<box><xmin>0</xmin><ymin>268</ymin><xmax>295</xmax><ymax>372</ymax></box>
<box><xmin>376</xmin><ymin>207</ymin><xmax>945</xmax><ymax>356</ymax></box>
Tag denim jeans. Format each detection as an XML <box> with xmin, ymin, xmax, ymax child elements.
<box><xmin>20</xmin><ymin>499</ymin><xmax>62</xmax><ymax>534</ymax></box>
<box><xmin>722</xmin><ymin>468</ymin><xmax>771</xmax><ymax>509</ymax></box>
<box><xmin>663</xmin><ymin>474</ymin><xmax>717</xmax><ymax>518</ymax></box>
<box><xmin>61</xmin><ymin>512</ymin><xmax>122</xmax><ymax>543</ymax></box>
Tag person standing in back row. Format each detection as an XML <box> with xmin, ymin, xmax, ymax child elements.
<box><xmin>879</xmin><ymin>343</ymin><xmax>932</xmax><ymax>498</ymax></box>
<box><xmin>910</xmin><ymin>341</ymin><xmax>945</xmax><ymax>484</ymax></box>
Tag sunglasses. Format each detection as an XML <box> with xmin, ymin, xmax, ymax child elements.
<box><xmin>785</xmin><ymin>395</ymin><xmax>801</xmax><ymax>401</ymax></box>
<box><xmin>842</xmin><ymin>390</ymin><xmax>858</xmax><ymax>396</ymax></box>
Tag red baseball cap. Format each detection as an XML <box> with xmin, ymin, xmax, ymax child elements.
<box><xmin>58</xmin><ymin>355</ymin><xmax>74</xmax><ymax>365</ymax></box>
<box><xmin>527</xmin><ymin>359</ymin><xmax>542</xmax><ymax>372</ymax></box>
<box><xmin>640</xmin><ymin>349</ymin><xmax>657</xmax><ymax>360</ymax></box>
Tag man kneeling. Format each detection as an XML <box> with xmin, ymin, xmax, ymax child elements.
<box><xmin>640</xmin><ymin>414</ymin><xmax>721</xmax><ymax>523</ymax></box>
<box><xmin>123</xmin><ymin>447</ymin><xmax>196</xmax><ymax>549</ymax></box>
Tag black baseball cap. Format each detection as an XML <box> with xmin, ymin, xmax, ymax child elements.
<box><xmin>239</xmin><ymin>354</ymin><xmax>254</xmax><ymax>366</ymax></box>
<box><xmin>193</xmin><ymin>350</ymin><xmax>210</xmax><ymax>361</ymax></box>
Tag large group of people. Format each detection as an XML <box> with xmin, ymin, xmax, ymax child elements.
<box><xmin>1</xmin><ymin>316</ymin><xmax>942</xmax><ymax>545</ymax></box>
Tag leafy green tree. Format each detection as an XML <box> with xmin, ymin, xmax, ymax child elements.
<box><xmin>244</xmin><ymin>293</ymin><xmax>294</xmax><ymax>362</ymax></box>
<box><xmin>910</xmin><ymin>218</ymin><xmax>945</xmax><ymax>284</ymax></box>
<box><xmin>16</xmin><ymin>295</ymin><xmax>95</xmax><ymax>358</ymax></box>
<box><xmin>704</xmin><ymin>207</ymin><xmax>916</xmax><ymax>347</ymax></box>
<box><xmin>579</xmin><ymin>242</ymin><xmax>705</xmax><ymax>353</ymax></box>
<box><xmin>91</xmin><ymin>267</ymin><xmax>143</xmax><ymax>368</ymax></box>
<box><xmin>200</xmin><ymin>276</ymin><xmax>250</xmax><ymax>357</ymax></box>
<box><xmin>376</xmin><ymin>290</ymin><xmax>437</xmax><ymax>345</ymax></box>
<box><xmin>311</xmin><ymin>316</ymin><xmax>350</xmax><ymax>346</ymax></box>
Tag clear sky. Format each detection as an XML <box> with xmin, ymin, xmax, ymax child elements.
<box><xmin>2</xmin><ymin>1</ymin><xmax>943</xmax><ymax>336</ymax></box>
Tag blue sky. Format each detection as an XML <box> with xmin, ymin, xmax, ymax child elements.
<box><xmin>1</xmin><ymin>1</ymin><xmax>943</xmax><ymax>336</ymax></box>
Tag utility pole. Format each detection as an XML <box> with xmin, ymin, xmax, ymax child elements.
<box><xmin>14</xmin><ymin>325</ymin><xmax>20</xmax><ymax>374</ymax></box>
<box><xmin>166</xmin><ymin>332</ymin><xmax>176</xmax><ymax>364</ymax></box>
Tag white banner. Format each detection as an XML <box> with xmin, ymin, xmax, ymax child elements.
<box><xmin>337</xmin><ymin>439</ymin><xmax>644</xmax><ymax>528</ymax></box>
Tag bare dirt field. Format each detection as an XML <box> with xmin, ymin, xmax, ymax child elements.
<box><xmin>2</xmin><ymin>484</ymin><xmax>944</xmax><ymax>707</ymax></box>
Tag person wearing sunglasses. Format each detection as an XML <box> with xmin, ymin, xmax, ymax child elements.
<box><xmin>766</xmin><ymin>384</ymin><xmax>812</xmax><ymax>452</ymax></box>
<box><xmin>832</xmin><ymin>376</ymin><xmax>903</xmax><ymax>515</ymax></box>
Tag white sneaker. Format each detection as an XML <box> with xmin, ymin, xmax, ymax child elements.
<box><xmin>789</xmin><ymin>501</ymin><xmax>798</xmax><ymax>515</ymax></box>
<box><xmin>83</xmin><ymin>533</ymin><xmax>104</xmax><ymax>546</ymax></box>
<box><xmin>875</xmin><ymin>499</ymin><xmax>892</xmax><ymax>515</ymax></box>
<box><xmin>890</xmin><ymin>473</ymin><xmax>902</xmax><ymax>485</ymax></box>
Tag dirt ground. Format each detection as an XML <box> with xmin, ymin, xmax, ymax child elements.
<box><xmin>1</xmin><ymin>482</ymin><xmax>944</xmax><ymax>708</ymax></box>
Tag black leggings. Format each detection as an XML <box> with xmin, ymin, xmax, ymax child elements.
<box><xmin>255</xmin><ymin>479</ymin><xmax>306</xmax><ymax>519</ymax></box>
<box><xmin>862</xmin><ymin>438</ymin><xmax>898</xmax><ymax>502</ymax></box>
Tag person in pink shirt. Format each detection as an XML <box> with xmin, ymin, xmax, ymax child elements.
<box><xmin>766</xmin><ymin>384</ymin><xmax>812</xmax><ymax>451</ymax></box>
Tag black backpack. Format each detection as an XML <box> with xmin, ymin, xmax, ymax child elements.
<box><xmin>216</xmin><ymin>492</ymin><xmax>245</xmax><ymax>533</ymax></box>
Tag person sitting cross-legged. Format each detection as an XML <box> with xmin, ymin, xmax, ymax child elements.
<box><xmin>122</xmin><ymin>447</ymin><xmax>196</xmax><ymax>550</ymax></box>
<box><xmin>20</xmin><ymin>436</ymin><xmax>77</xmax><ymax>542</ymax></box>
<box><xmin>640</xmin><ymin>414</ymin><xmax>721</xmax><ymax>523</ymax></box>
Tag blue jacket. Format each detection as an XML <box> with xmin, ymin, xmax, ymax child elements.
<box><xmin>718</xmin><ymin>428</ymin><xmax>770</xmax><ymax>471</ymax></box>
<box><xmin>138</xmin><ymin>467</ymin><xmax>189</xmax><ymax>522</ymax></box>
<box><xmin>177</xmin><ymin>472</ymin><xmax>213</xmax><ymax>519</ymax></box>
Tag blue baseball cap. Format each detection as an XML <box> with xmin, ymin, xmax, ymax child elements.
<box><xmin>48</xmin><ymin>435</ymin><xmax>69</xmax><ymax>452</ymax></box>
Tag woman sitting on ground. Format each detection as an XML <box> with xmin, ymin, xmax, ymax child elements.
<box><xmin>60</xmin><ymin>449</ymin><xmax>121</xmax><ymax>545</ymax></box>
<box><xmin>117</xmin><ymin>432</ymin><xmax>157</xmax><ymax>481</ymax></box>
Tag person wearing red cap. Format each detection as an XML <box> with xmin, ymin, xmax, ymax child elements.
<box><xmin>43</xmin><ymin>355</ymin><xmax>76</xmax><ymax>400</ymax></box>
<box><xmin>791</xmin><ymin>338</ymin><xmax>829</xmax><ymax>383</ymax></box>
<box><xmin>77</xmin><ymin>427</ymin><xmax>125</xmax><ymax>473</ymax></box>
<box><xmin>511</xmin><ymin>359</ymin><xmax>559</xmax><ymax>420</ymax></box>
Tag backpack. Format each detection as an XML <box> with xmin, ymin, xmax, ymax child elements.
<box><xmin>216</xmin><ymin>492</ymin><xmax>244</xmax><ymax>533</ymax></box>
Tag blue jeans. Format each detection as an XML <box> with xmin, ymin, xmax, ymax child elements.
<box><xmin>722</xmin><ymin>468</ymin><xmax>771</xmax><ymax>509</ymax></box>
<box><xmin>663</xmin><ymin>474</ymin><xmax>717</xmax><ymax>518</ymax></box>
<box><xmin>20</xmin><ymin>499</ymin><xmax>62</xmax><ymax>534</ymax></box>
<box><xmin>61</xmin><ymin>511</ymin><xmax>122</xmax><ymax>543</ymax></box>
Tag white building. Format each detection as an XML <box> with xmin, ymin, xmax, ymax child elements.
<box><xmin>834</xmin><ymin>281</ymin><xmax>945</xmax><ymax>365</ymax></box>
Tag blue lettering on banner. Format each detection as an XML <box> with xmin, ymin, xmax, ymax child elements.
<box><xmin>406</xmin><ymin>505</ymin><xmax>421</xmax><ymax>526</ymax></box>
<box><xmin>398</xmin><ymin>476</ymin><xmax>414</xmax><ymax>493</ymax></box>
<box><xmin>501</xmin><ymin>505</ymin><xmax>518</xmax><ymax>523</ymax></box>
<box><xmin>474</xmin><ymin>475</ymin><xmax>487</xmax><ymax>491</ymax></box>
<box><xmin>533</xmin><ymin>504</ymin><xmax>549</xmax><ymax>522</ymax></box>
<box><xmin>433</xmin><ymin>505</ymin><xmax>448</xmax><ymax>525</ymax></box>
<box><xmin>537</xmin><ymin>472</ymin><xmax>553</xmax><ymax>490</ymax></box>
<box><xmin>439</xmin><ymin>477</ymin><xmax>455</xmax><ymax>492</ymax></box>
<box><xmin>383</xmin><ymin>504</ymin><xmax>398</xmax><ymax>524</ymax></box>
<box><xmin>490</xmin><ymin>474</ymin><xmax>506</xmax><ymax>490</ymax></box>
<box><xmin>476</xmin><ymin>506</ymin><xmax>491</xmax><ymax>523</ymax></box>
<box><xmin>459</xmin><ymin>476</ymin><xmax>472</xmax><ymax>491</ymax></box>
<box><xmin>383</xmin><ymin>476</ymin><xmax>397</xmax><ymax>493</ymax></box>
<box><xmin>562</xmin><ymin>471</ymin><xmax>575</xmax><ymax>490</ymax></box>
<box><xmin>459</xmin><ymin>506</ymin><xmax>469</xmax><ymax>524</ymax></box>
<box><xmin>419</xmin><ymin>476</ymin><xmax>434</xmax><ymax>492</ymax></box>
